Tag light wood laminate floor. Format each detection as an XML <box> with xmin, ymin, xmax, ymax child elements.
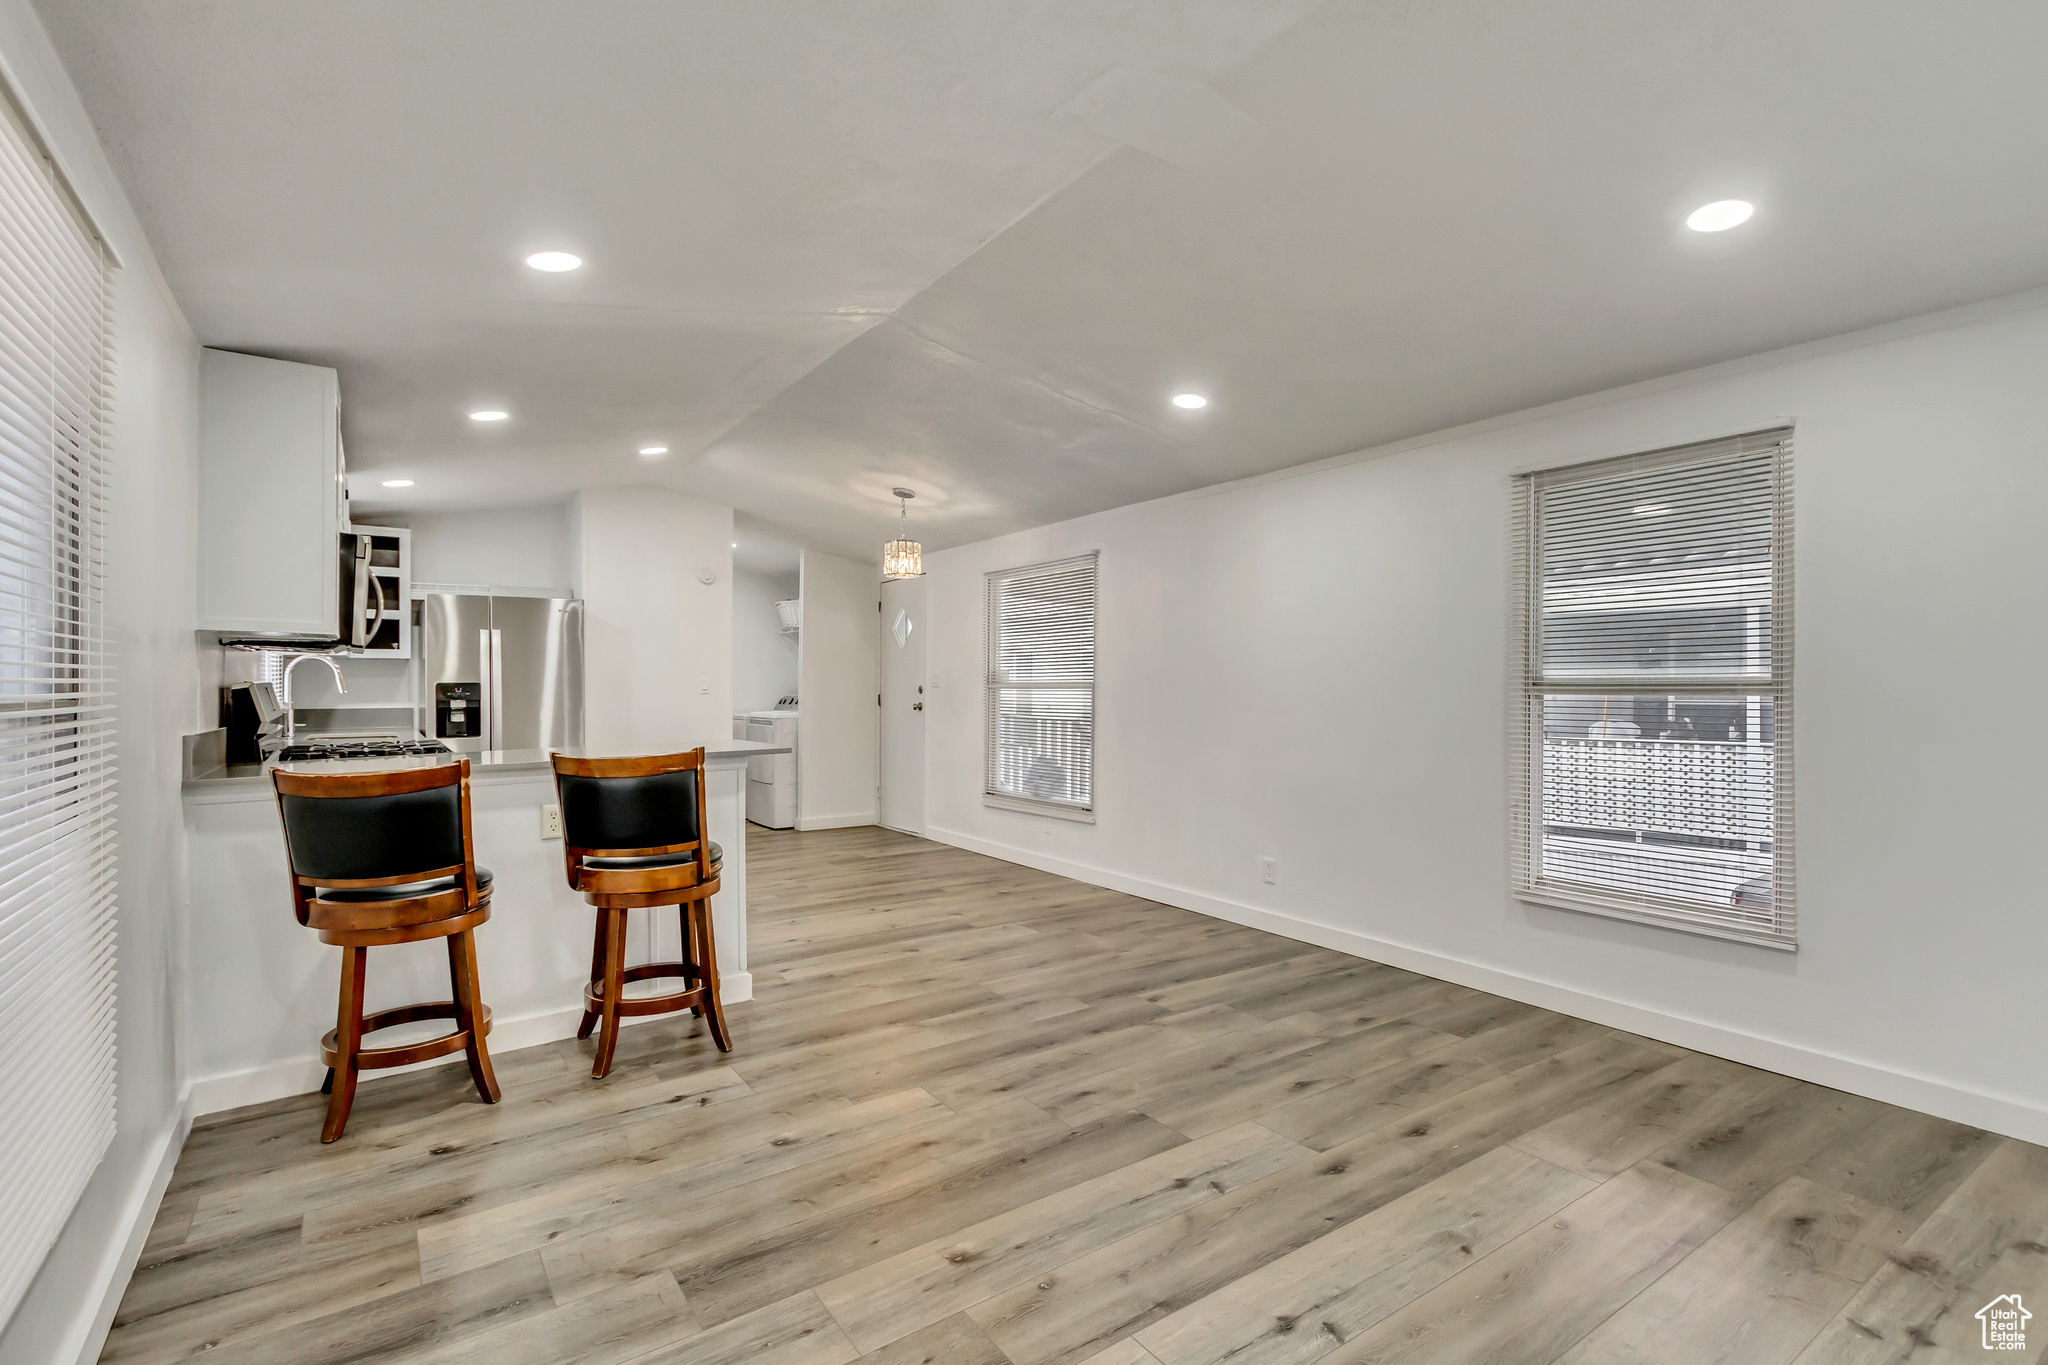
<box><xmin>109</xmin><ymin>826</ymin><xmax>2048</xmax><ymax>1364</ymax></box>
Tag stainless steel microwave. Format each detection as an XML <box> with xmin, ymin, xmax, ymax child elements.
<box><xmin>338</xmin><ymin>529</ymin><xmax>404</xmax><ymax>651</ymax></box>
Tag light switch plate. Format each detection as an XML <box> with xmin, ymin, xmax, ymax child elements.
<box><xmin>540</xmin><ymin>804</ymin><xmax>562</xmax><ymax>840</ymax></box>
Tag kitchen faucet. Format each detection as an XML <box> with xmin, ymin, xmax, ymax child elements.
<box><xmin>280</xmin><ymin>654</ymin><xmax>348</xmax><ymax>747</ymax></box>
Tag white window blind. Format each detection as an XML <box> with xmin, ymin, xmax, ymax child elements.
<box><xmin>985</xmin><ymin>553</ymin><xmax>1096</xmax><ymax>819</ymax></box>
<box><xmin>0</xmin><ymin>85</ymin><xmax>117</xmax><ymax>1327</ymax></box>
<box><xmin>1509</xmin><ymin>429</ymin><xmax>1793</xmax><ymax>948</ymax></box>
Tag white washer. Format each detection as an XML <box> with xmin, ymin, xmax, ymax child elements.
<box><xmin>733</xmin><ymin>709</ymin><xmax>798</xmax><ymax>828</ymax></box>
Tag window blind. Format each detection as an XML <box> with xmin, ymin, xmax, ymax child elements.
<box><xmin>1509</xmin><ymin>428</ymin><xmax>1793</xmax><ymax>948</ymax></box>
<box><xmin>984</xmin><ymin>553</ymin><xmax>1096</xmax><ymax>818</ymax></box>
<box><xmin>0</xmin><ymin>85</ymin><xmax>117</xmax><ymax>1327</ymax></box>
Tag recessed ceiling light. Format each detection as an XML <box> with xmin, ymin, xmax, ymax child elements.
<box><xmin>381</xmin><ymin>479</ymin><xmax>414</xmax><ymax>488</ymax></box>
<box><xmin>731</xmin><ymin>542</ymin><xmax>738</xmax><ymax>548</ymax></box>
<box><xmin>1172</xmin><ymin>392</ymin><xmax>1209</xmax><ymax>409</ymax></box>
<box><xmin>1685</xmin><ymin>199</ymin><xmax>1754</xmax><ymax>232</ymax></box>
<box><xmin>638</xmin><ymin>445</ymin><xmax>669</xmax><ymax>457</ymax></box>
<box><xmin>469</xmin><ymin>410</ymin><xmax>508</xmax><ymax>422</ymax></box>
<box><xmin>525</xmin><ymin>251</ymin><xmax>582</xmax><ymax>272</ymax></box>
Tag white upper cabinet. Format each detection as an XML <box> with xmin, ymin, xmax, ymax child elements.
<box><xmin>198</xmin><ymin>349</ymin><xmax>346</xmax><ymax>636</ymax></box>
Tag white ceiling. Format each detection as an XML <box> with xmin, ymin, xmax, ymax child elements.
<box><xmin>38</xmin><ymin>0</ymin><xmax>2048</xmax><ymax>560</ymax></box>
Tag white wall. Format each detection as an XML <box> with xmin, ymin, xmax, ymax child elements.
<box><xmin>0</xmin><ymin>4</ymin><xmax>202</xmax><ymax>1361</ymax></box>
<box><xmin>923</xmin><ymin>294</ymin><xmax>2048</xmax><ymax>1144</ymax></box>
<box><xmin>388</xmin><ymin>503</ymin><xmax>571</xmax><ymax>592</ymax></box>
<box><xmin>797</xmin><ymin>548</ymin><xmax>880</xmax><ymax>828</ymax></box>
<box><xmin>734</xmin><ymin>569</ymin><xmax>799</xmax><ymax>712</ymax></box>
<box><xmin>569</xmin><ymin>487</ymin><xmax>733</xmax><ymax>751</ymax></box>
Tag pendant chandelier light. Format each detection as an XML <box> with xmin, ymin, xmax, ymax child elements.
<box><xmin>882</xmin><ymin>487</ymin><xmax>924</xmax><ymax>580</ymax></box>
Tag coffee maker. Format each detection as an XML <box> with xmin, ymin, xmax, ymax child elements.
<box><xmin>222</xmin><ymin>681</ymin><xmax>282</xmax><ymax>764</ymax></box>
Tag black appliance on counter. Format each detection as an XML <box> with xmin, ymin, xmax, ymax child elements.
<box><xmin>222</xmin><ymin>681</ymin><xmax>282</xmax><ymax>764</ymax></box>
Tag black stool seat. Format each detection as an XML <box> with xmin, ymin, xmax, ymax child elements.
<box><xmin>580</xmin><ymin>846</ymin><xmax>720</xmax><ymax>873</ymax></box>
<box><xmin>316</xmin><ymin>866</ymin><xmax>495</xmax><ymax>901</ymax></box>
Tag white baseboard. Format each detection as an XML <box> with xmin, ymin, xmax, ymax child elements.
<box><xmin>64</xmin><ymin>1095</ymin><xmax>193</xmax><ymax>1365</ymax></box>
<box><xmin>188</xmin><ymin>970</ymin><xmax>755</xmax><ymax>1118</ymax></box>
<box><xmin>925</xmin><ymin>824</ymin><xmax>2048</xmax><ymax>1147</ymax></box>
<box><xmin>797</xmin><ymin>812</ymin><xmax>876</xmax><ymax>831</ymax></box>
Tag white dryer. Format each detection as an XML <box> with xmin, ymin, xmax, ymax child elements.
<box><xmin>733</xmin><ymin>709</ymin><xmax>798</xmax><ymax>828</ymax></box>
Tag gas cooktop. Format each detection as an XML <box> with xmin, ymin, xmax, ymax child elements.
<box><xmin>272</xmin><ymin>738</ymin><xmax>452</xmax><ymax>763</ymax></box>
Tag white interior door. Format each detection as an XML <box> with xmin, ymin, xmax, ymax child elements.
<box><xmin>879</xmin><ymin>577</ymin><xmax>927</xmax><ymax>833</ymax></box>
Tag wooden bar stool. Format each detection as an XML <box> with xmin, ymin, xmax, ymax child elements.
<box><xmin>551</xmin><ymin>749</ymin><xmax>731</xmax><ymax>1078</ymax></box>
<box><xmin>272</xmin><ymin>760</ymin><xmax>501</xmax><ymax>1142</ymax></box>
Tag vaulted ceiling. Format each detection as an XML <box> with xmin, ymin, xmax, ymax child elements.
<box><xmin>37</xmin><ymin>0</ymin><xmax>2048</xmax><ymax>558</ymax></box>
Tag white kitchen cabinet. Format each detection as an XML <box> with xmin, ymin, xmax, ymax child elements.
<box><xmin>198</xmin><ymin>348</ymin><xmax>347</xmax><ymax>636</ymax></box>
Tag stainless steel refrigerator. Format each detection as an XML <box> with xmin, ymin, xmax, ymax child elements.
<box><xmin>420</xmin><ymin>593</ymin><xmax>584</xmax><ymax>753</ymax></box>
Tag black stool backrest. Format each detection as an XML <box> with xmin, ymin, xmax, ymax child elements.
<box><xmin>556</xmin><ymin>768</ymin><xmax>701</xmax><ymax>854</ymax></box>
<box><xmin>272</xmin><ymin>762</ymin><xmax>475</xmax><ymax>922</ymax></box>
<box><xmin>549</xmin><ymin>751</ymin><xmax>711</xmax><ymax>897</ymax></box>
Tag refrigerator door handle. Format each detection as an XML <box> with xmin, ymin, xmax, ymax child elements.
<box><xmin>478</xmin><ymin>627</ymin><xmax>494</xmax><ymax>750</ymax></box>
<box><xmin>488</xmin><ymin>628</ymin><xmax>505</xmax><ymax>749</ymax></box>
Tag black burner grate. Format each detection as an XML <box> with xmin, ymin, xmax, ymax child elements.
<box><xmin>274</xmin><ymin>739</ymin><xmax>452</xmax><ymax>763</ymax></box>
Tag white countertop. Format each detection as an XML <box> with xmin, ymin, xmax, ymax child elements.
<box><xmin>182</xmin><ymin>740</ymin><xmax>790</xmax><ymax>802</ymax></box>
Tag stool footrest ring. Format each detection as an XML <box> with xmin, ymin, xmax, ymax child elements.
<box><xmin>321</xmin><ymin>1001</ymin><xmax>493</xmax><ymax>1070</ymax></box>
<box><xmin>583</xmin><ymin>961</ymin><xmax>707</xmax><ymax>1019</ymax></box>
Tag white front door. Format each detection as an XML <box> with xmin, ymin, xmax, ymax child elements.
<box><xmin>879</xmin><ymin>577</ymin><xmax>927</xmax><ymax>834</ymax></box>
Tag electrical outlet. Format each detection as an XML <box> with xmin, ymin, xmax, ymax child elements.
<box><xmin>1259</xmin><ymin>855</ymin><xmax>1277</xmax><ymax>885</ymax></box>
<box><xmin>540</xmin><ymin>803</ymin><xmax>562</xmax><ymax>840</ymax></box>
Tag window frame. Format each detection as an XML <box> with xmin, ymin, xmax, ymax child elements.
<box><xmin>1508</xmin><ymin>428</ymin><xmax>1795</xmax><ymax>949</ymax></box>
<box><xmin>983</xmin><ymin>551</ymin><xmax>1098</xmax><ymax>823</ymax></box>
